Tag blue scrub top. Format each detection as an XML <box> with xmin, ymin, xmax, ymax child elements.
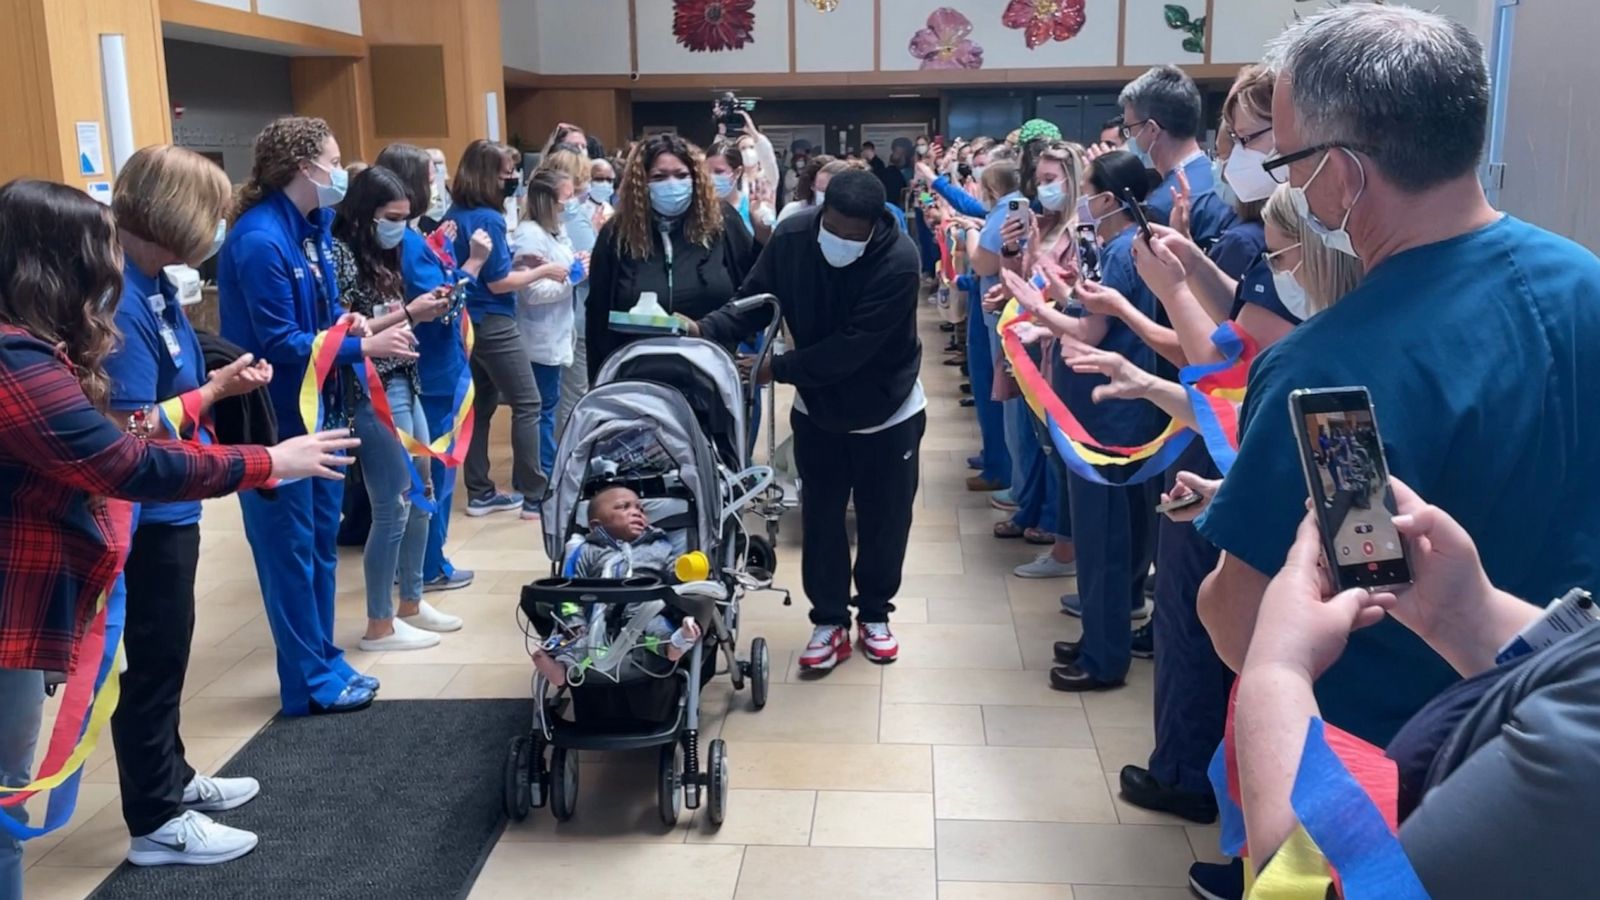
<box><xmin>1148</xmin><ymin>153</ymin><xmax>1238</xmax><ymax>250</ymax></box>
<box><xmin>398</xmin><ymin>228</ymin><xmax>469</xmax><ymax>398</ymax></box>
<box><xmin>442</xmin><ymin>204</ymin><xmax>513</xmax><ymax>321</ymax></box>
<box><xmin>1198</xmin><ymin>215</ymin><xmax>1600</xmax><ymax>745</ymax></box>
<box><xmin>217</xmin><ymin>189</ymin><xmax>362</xmax><ymax>438</ymax></box>
<box><xmin>1060</xmin><ymin>225</ymin><xmax>1170</xmax><ymax>452</ymax></box>
<box><xmin>978</xmin><ymin>191</ymin><xmax>1028</xmax><ymax>296</ymax></box>
<box><xmin>104</xmin><ymin>257</ymin><xmax>207</xmax><ymax>526</ymax></box>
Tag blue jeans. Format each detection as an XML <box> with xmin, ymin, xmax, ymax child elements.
<box><xmin>973</xmin><ymin>304</ymin><xmax>1011</xmax><ymax>484</ymax></box>
<box><xmin>354</xmin><ymin>377</ymin><xmax>432</xmax><ymax>620</ymax></box>
<box><xmin>1004</xmin><ymin>396</ymin><xmax>1056</xmax><ymax>532</ymax></box>
<box><xmin>0</xmin><ymin>668</ymin><xmax>43</xmax><ymax>900</ymax></box>
<box><xmin>531</xmin><ymin>363</ymin><xmax>562</xmax><ymax>478</ymax></box>
<box><xmin>420</xmin><ymin>393</ymin><xmax>459</xmax><ymax>583</ymax></box>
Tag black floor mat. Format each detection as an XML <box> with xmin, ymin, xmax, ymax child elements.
<box><xmin>88</xmin><ymin>698</ymin><xmax>528</xmax><ymax>900</ymax></box>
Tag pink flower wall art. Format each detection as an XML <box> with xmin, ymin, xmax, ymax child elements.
<box><xmin>673</xmin><ymin>0</ymin><xmax>756</xmax><ymax>53</ymax></box>
<box><xmin>1001</xmin><ymin>0</ymin><xmax>1088</xmax><ymax>49</ymax></box>
<box><xmin>909</xmin><ymin>7</ymin><xmax>985</xmax><ymax>70</ymax></box>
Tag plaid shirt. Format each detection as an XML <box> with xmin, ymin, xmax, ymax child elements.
<box><xmin>0</xmin><ymin>328</ymin><xmax>273</xmax><ymax>672</ymax></box>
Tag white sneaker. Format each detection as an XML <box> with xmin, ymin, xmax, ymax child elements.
<box><xmin>127</xmin><ymin>810</ymin><xmax>259</xmax><ymax>867</ymax></box>
<box><xmin>1013</xmin><ymin>552</ymin><xmax>1078</xmax><ymax>579</ymax></box>
<box><xmin>358</xmin><ymin>617</ymin><xmax>442</xmax><ymax>652</ymax></box>
<box><xmin>400</xmin><ymin>600</ymin><xmax>463</xmax><ymax>633</ymax></box>
<box><xmin>182</xmin><ymin>774</ymin><xmax>260</xmax><ymax>812</ymax></box>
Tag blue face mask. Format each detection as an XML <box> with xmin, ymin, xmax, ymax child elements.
<box><xmin>1037</xmin><ymin>181</ymin><xmax>1068</xmax><ymax>212</ymax></box>
<box><xmin>1128</xmin><ymin>122</ymin><xmax>1156</xmax><ymax>168</ymax></box>
<box><xmin>589</xmin><ymin>181</ymin><xmax>614</xmax><ymax>204</ymax></box>
<box><xmin>712</xmin><ymin>172</ymin><xmax>736</xmax><ymax>198</ymax></box>
<box><xmin>374</xmin><ymin>218</ymin><xmax>407</xmax><ymax>249</ymax></box>
<box><xmin>649</xmin><ymin>178</ymin><xmax>694</xmax><ymax>218</ymax></box>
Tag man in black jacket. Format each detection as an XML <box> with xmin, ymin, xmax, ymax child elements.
<box><xmin>690</xmin><ymin>170</ymin><xmax>924</xmax><ymax>670</ymax></box>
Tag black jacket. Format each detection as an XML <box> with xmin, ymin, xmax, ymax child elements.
<box><xmin>198</xmin><ymin>331</ymin><xmax>280</xmax><ymax>498</ymax></box>
<box><xmin>699</xmin><ymin>206</ymin><xmax>921</xmax><ymax>433</ymax></box>
<box><xmin>586</xmin><ymin>205</ymin><xmax>756</xmax><ymax>382</ymax></box>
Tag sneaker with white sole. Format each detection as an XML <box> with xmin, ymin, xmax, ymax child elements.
<box><xmin>1013</xmin><ymin>552</ymin><xmax>1078</xmax><ymax>579</ymax></box>
<box><xmin>465</xmin><ymin>490</ymin><xmax>523</xmax><ymax>517</ymax></box>
<box><xmin>520</xmin><ymin>499</ymin><xmax>542</xmax><ymax>521</ymax></box>
<box><xmin>797</xmin><ymin>625</ymin><xmax>851</xmax><ymax>671</ymax></box>
<box><xmin>401</xmin><ymin>600</ymin><xmax>462</xmax><ymax>633</ymax></box>
<box><xmin>858</xmin><ymin>622</ymin><xmax>899</xmax><ymax>663</ymax></box>
<box><xmin>358</xmin><ymin>617</ymin><xmax>441</xmax><ymax>652</ymax></box>
<box><xmin>127</xmin><ymin>810</ymin><xmax>258</xmax><ymax>867</ymax></box>
<box><xmin>182</xmin><ymin>774</ymin><xmax>260</xmax><ymax>813</ymax></box>
<box><xmin>422</xmin><ymin>569</ymin><xmax>475</xmax><ymax>592</ymax></box>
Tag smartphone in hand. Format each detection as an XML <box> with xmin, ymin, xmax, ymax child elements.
<box><xmin>1289</xmin><ymin>387</ymin><xmax>1412</xmax><ymax>590</ymax></box>
<box><xmin>1121</xmin><ymin>186</ymin><xmax>1154</xmax><ymax>245</ymax></box>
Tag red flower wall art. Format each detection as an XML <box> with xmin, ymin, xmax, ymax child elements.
<box><xmin>673</xmin><ymin>0</ymin><xmax>756</xmax><ymax>53</ymax></box>
<box><xmin>909</xmin><ymin>7</ymin><xmax>985</xmax><ymax>70</ymax></box>
<box><xmin>1001</xmin><ymin>0</ymin><xmax>1087</xmax><ymax>49</ymax></box>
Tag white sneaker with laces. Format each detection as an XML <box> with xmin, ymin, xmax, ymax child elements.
<box><xmin>1013</xmin><ymin>552</ymin><xmax>1078</xmax><ymax>579</ymax></box>
<box><xmin>858</xmin><ymin>622</ymin><xmax>900</xmax><ymax>663</ymax></box>
<box><xmin>127</xmin><ymin>810</ymin><xmax>259</xmax><ymax>867</ymax></box>
<box><xmin>182</xmin><ymin>774</ymin><xmax>260</xmax><ymax>812</ymax></box>
<box><xmin>358</xmin><ymin>617</ymin><xmax>441</xmax><ymax>652</ymax></box>
<box><xmin>401</xmin><ymin>600</ymin><xmax>463</xmax><ymax>633</ymax></box>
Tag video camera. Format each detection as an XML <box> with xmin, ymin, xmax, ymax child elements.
<box><xmin>714</xmin><ymin>92</ymin><xmax>756</xmax><ymax>137</ymax></box>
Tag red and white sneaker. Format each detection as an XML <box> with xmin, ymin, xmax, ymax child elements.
<box><xmin>798</xmin><ymin>625</ymin><xmax>852</xmax><ymax>671</ymax></box>
<box><xmin>858</xmin><ymin>622</ymin><xmax>899</xmax><ymax>663</ymax></box>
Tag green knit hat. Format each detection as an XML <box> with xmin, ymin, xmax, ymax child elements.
<box><xmin>1018</xmin><ymin>118</ymin><xmax>1062</xmax><ymax>143</ymax></box>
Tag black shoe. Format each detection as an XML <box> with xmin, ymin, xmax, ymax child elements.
<box><xmin>943</xmin><ymin>356</ymin><xmax>965</xmax><ymax>366</ymax></box>
<box><xmin>1048</xmin><ymin>662</ymin><xmax>1123</xmax><ymax>692</ymax></box>
<box><xmin>958</xmin><ymin>397</ymin><xmax>976</xmax><ymax>408</ymax></box>
<box><xmin>1130</xmin><ymin>622</ymin><xmax>1154</xmax><ymax>660</ymax></box>
<box><xmin>1052</xmin><ymin>640</ymin><xmax>1080</xmax><ymax>664</ymax></box>
<box><xmin>944</xmin><ymin>338</ymin><xmax>960</xmax><ymax>352</ymax></box>
<box><xmin>1119</xmin><ymin>765</ymin><xmax>1218</xmax><ymax>824</ymax></box>
<box><xmin>940</xmin><ymin>321</ymin><xmax>956</xmax><ymax>332</ymax></box>
<box><xmin>959</xmin><ymin>363</ymin><xmax>969</xmax><ymax>377</ymax></box>
<box><xmin>959</xmin><ymin>382</ymin><xmax>972</xmax><ymax>394</ymax></box>
<box><xmin>1188</xmin><ymin>859</ymin><xmax>1244</xmax><ymax>900</ymax></box>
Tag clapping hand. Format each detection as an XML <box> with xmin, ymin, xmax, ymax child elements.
<box><xmin>337</xmin><ymin>311</ymin><xmax>371</xmax><ymax>339</ymax></box>
<box><xmin>206</xmin><ymin>353</ymin><xmax>274</xmax><ymax>402</ymax></box>
<box><xmin>1169</xmin><ymin>168</ymin><xmax>1193</xmax><ymax>241</ymax></box>
<box><xmin>1000</xmin><ymin>269</ymin><xmax>1049</xmax><ymax>315</ymax></box>
<box><xmin>361</xmin><ymin>323</ymin><xmax>419</xmax><ymax>361</ymax></box>
<box><xmin>1072</xmin><ymin>279</ymin><xmax>1131</xmax><ymax>319</ymax></box>
<box><xmin>406</xmin><ymin>289</ymin><xmax>451</xmax><ymax>324</ymax></box>
<box><xmin>981</xmin><ymin>283</ymin><xmax>1010</xmax><ymax>314</ymax></box>
<box><xmin>1063</xmin><ymin>347</ymin><xmax>1156</xmax><ymax>404</ymax></box>
<box><xmin>468</xmin><ymin>228</ymin><xmax>493</xmax><ymax>263</ymax></box>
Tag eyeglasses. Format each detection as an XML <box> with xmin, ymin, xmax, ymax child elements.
<box><xmin>1118</xmin><ymin>119</ymin><xmax>1156</xmax><ymax>141</ymax></box>
<box><xmin>1263</xmin><ymin>242</ymin><xmax>1302</xmax><ymax>273</ymax></box>
<box><xmin>1262</xmin><ymin>142</ymin><xmax>1369</xmax><ymax>184</ymax></box>
<box><xmin>1227</xmin><ymin>124</ymin><xmax>1273</xmax><ymax>149</ymax></box>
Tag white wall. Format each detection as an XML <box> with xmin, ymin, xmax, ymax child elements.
<box><xmin>635</xmin><ymin>0</ymin><xmax>790</xmax><ymax>74</ymax></box>
<box><xmin>255</xmin><ymin>0</ymin><xmax>362</xmax><ymax>35</ymax></box>
<box><xmin>164</xmin><ymin>38</ymin><xmax>296</xmax><ymax>181</ymax></box>
<box><xmin>795</xmin><ymin>0</ymin><xmax>874</xmax><ymax>72</ymax></box>
<box><xmin>501</xmin><ymin>0</ymin><xmax>541</xmax><ymax>73</ymax></box>
<box><xmin>878</xmin><ymin>0</ymin><xmax>1117</xmax><ymax>72</ymax></box>
<box><xmin>1211</xmin><ymin>0</ymin><xmax>1492</xmax><ymax>64</ymax></box>
<box><xmin>190</xmin><ymin>0</ymin><xmax>250</xmax><ymax>10</ymax></box>
<box><xmin>538</xmin><ymin>0</ymin><xmax>631</xmax><ymax>75</ymax></box>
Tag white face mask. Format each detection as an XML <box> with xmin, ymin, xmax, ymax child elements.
<box><xmin>1224</xmin><ymin>144</ymin><xmax>1278</xmax><ymax>204</ymax></box>
<box><xmin>741</xmin><ymin>148</ymin><xmax>759</xmax><ymax>168</ymax></box>
<box><xmin>1289</xmin><ymin>149</ymin><xmax>1364</xmax><ymax>259</ymax></box>
<box><xmin>1273</xmin><ymin>264</ymin><xmax>1312</xmax><ymax>321</ymax></box>
<box><xmin>198</xmin><ymin>218</ymin><xmax>226</xmax><ymax>264</ymax></box>
<box><xmin>812</xmin><ymin>190</ymin><xmax>826</xmax><ymax>209</ymax></box>
<box><xmin>817</xmin><ymin>222</ymin><xmax>868</xmax><ymax>268</ymax></box>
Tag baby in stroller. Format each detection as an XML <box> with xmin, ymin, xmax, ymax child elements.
<box><xmin>531</xmin><ymin>485</ymin><xmax>703</xmax><ymax>687</ymax></box>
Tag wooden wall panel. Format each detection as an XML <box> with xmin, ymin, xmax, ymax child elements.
<box><xmin>0</xmin><ymin>0</ymin><xmax>60</xmax><ymax>181</ymax></box>
<box><xmin>289</xmin><ymin>57</ymin><xmax>372</xmax><ymax>163</ymax></box>
<box><xmin>160</xmin><ymin>0</ymin><xmax>366</xmax><ymax>55</ymax></box>
<box><xmin>505</xmin><ymin>89</ymin><xmax>631</xmax><ymax>155</ymax></box>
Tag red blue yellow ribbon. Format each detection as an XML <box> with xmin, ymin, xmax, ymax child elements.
<box><xmin>0</xmin><ymin>501</ymin><xmax>134</xmax><ymax>840</ymax></box>
<box><xmin>999</xmin><ymin>301</ymin><xmax>1194</xmax><ymax>485</ymax></box>
<box><xmin>361</xmin><ymin>312</ymin><xmax>477</xmax><ymax>513</ymax></box>
<box><xmin>1178</xmin><ymin>321</ymin><xmax>1258</xmax><ymax>475</ymax></box>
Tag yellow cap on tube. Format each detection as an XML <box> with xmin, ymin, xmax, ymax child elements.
<box><xmin>675</xmin><ymin>550</ymin><xmax>711</xmax><ymax>583</ymax></box>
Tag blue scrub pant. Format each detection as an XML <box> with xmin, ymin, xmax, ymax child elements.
<box><xmin>1004</xmin><ymin>397</ymin><xmax>1056</xmax><ymax>532</ymax></box>
<box><xmin>1068</xmin><ymin>472</ymin><xmax>1159</xmax><ymax>682</ymax></box>
<box><xmin>1149</xmin><ymin>445</ymin><xmax>1231</xmax><ymax>793</ymax></box>
<box><xmin>532</xmin><ymin>362</ymin><xmax>562</xmax><ymax>478</ymax></box>
<box><xmin>240</xmin><ymin>478</ymin><xmax>357</xmax><ymax>715</ymax></box>
<box><xmin>968</xmin><ymin>290</ymin><xmax>1010</xmax><ymax>485</ymax></box>
<box><xmin>420</xmin><ymin>392</ymin><xmax>460</xmax><ymax>583</ymax></box>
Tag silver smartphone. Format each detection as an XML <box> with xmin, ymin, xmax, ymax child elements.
<box><xmin>1288</xmin><ymin>387</ymin><xmax>1412</xmax><ymax>590</ymax></box>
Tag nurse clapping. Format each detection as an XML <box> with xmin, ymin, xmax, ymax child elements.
<box><xmin>217</xmin><ymin>117</ymin><xmax>418</xmax><ymax>717</ymax></box>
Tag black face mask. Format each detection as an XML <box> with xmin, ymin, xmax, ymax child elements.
<box><xmin>503</xmin><ymin>177</ymin><xmax>520</xmax><ymax>199</ymax></box>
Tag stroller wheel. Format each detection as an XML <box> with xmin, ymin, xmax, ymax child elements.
<box><xmin>657</xmin><ymin>741</ymin><xmax>684</xmax><ymax>827</ymax></box>
<box><xmin>503</xmin><ymin>736</ymin><xmax>533</xmax><ymax>821</ymax></box>
<box><xmin>550</xmin><ymin>747</ymin><xmax>578</xmax><ymax>822</ymax></box>
<box><xmin>707</xmin><ymin>739</ymin><xmax>730</xmax><ymax>827</ymax></box>
<box><xmin>746</xmin><ymin>533</ymin><xmax>778</xmax><ymax>576</ymax></box>
<box><xmin>750</xmin><ymin>637</ymin><xmax>770</xmax><ymax>711</ymax></box>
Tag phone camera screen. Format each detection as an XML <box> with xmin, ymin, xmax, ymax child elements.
<box><xmin>1301</xmin><ymin>408</ymin><xmax>1406</xmax><ymax>581</ymax></box>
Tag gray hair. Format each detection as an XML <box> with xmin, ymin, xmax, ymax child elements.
<box><xmin>1117</xmin><ymin>65</ymin><xmax>1203</xmax><ymax>139</ymax></box>
<box><xmin>1266</xmin><ymin>3</ymin><xmax>1488</xmax><ymax>191</ymax></box>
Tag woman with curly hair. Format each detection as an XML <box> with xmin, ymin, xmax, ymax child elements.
<box><xmin>217</xmin><ymin>116</ymin><xmax>418</xmax><ymax>717</ymax></box>
<box><xmin>585</xmin><ymin>133</ymin><xmax>756</xmax><ymax>381</ymax></box>
<box><xmin>0</xmin><ymin>178</ymin><xmax>357</xmax><ymax>882</ymax></box>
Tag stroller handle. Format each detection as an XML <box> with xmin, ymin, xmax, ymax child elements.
<box><xmin>731</xmin><ymin>294</ymin><xmax>783</xmax><ymax>410</ymax></box>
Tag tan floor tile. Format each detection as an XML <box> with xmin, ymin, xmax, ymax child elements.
<box><xmin>499</xmin><ymin>760</ymin><xmax>694</xmax><ymax>844</ymax></box>
<box><xmin>880</xmin><ymin>703</ymin><xmax>986</xmax><ymax>745</ymax></box>
<box><xmin>1090</xmin><ymin>725</ymin><xmax>1155</xmax><ymax>774</ymax></box>
<box><xmin>720</xmin><ymin>683</ymin><xmax>879</xmax><ymax>744</ymax></box>
<box><xmin>1080</xmin><ymin>684</ymin><xmax>1156</xmax><ymax>731</ymax></box>
<box><xmin>957</xmin><ymin>506</ymin><xmax>1010</xmax><ymax>536</ymax></box>
<box><xmin>933</xmin><ymin>745</ymin><xmax>1116</xmax><ymax>824</ymax></box>
<box><xmin>1070</xmin><ymin>888</ymin><xmax>1193</xmax><ymax>900</ymax></box>
<box><xmin>925</xmin><ymin>596</ymin><xmax>1019</xmax><ymax>626</ymax></box>
<box><xmin>1186</xmin><ymin>826</ymin><xmax>1228</xmax><ymax>864</ymax></box>
<box><xmin>176</xmin><ymin>696</ymin><xmax>280</xmax><ymax>739</ymax></box>
<box><xmin>20</xmin><ymin>782</ymin><xmax>119</xmax><ymax>869</ymax></box>
<box><xmin>782</xmin><ymin>650</ymin><xmax>884</xmax><ymax>685</ymax></box>
<box><xmin>31</xmin><ymin>796</ymin><xmax>130</xmax><ymax>869</ymax></box>
<box><xmin>356</xmin><ymin>662</ymin><xmax>462</xmax><ymax>699</ymax></box>
<box><xmin>891</xmin><ymin>624</ymin><xmax>1022</xmax><ymax>670</ymax></box>
<box><xmin>902</xmin><ymin>541</ymin><xmax>968</xmax><ymax>576</ymax></box>
<box><xmin>686</xmin><ymin>789</ymin><xmax>815</xmax><ymax>845</ymax></box>
<box><xmin>982</xmin><ymin>705</ymin><xmax>1095</xmax><ymax>749</ymax></box>
<box><xmin>736</xmin><ymin>846</ymin><xmax>936</xmax><ymax>900</ymax></box>
<box><xmin>437</xmin><ymin>663</ymin><xmax>534</xmax><ymax>699</ymax></box>
<box><xmin>935</xmin><ymin>820</ymin><xmax>1195</xmax><ymax>887</ymax></box>
<box><xmin>1105</xmin><ymin>772</ymin><xmax>1199</xmax><ymax>826</ymax></box>
<box><xmin>730</xmin><ymin>741</ymin><xmax>931</xmax><ymax>792</ymax></box>
<box><xmin>883</xmin><ymin>668</ymin><xmax>1082</xmax><ymax>708</ymax></box>
<box><xmin>811</xmin><ymin>791</ymin><xmax>935</xmax><ymax>848</ymax></box>
<box><xmin>897</xmin><ymin>573</ymin><xmax>1010</xmax><ymax>601</ymax></box>
<box><xmin>21</xmin><ymin>867</ymin><xmax>116</xmax><ymax>900</ymax></box>
<box><xmin>939</xmin><ymin>884</ymin><xmax>1076</xmax><ymax>900</ymax></box>
<box><xmin>195</xmin><ymin>646</ymin><xmax>283</xmax><ymax>699</ymax></box>
<box><xmin>470</xmin><ymin>842</ymin><xmax>743</xmax><ymax>899</ymax></box>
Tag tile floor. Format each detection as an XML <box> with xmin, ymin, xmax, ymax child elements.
<box><xmin>23</xmin><ymin>305</ymin><xmax>1220</xmax><ymax>899</ymax></box>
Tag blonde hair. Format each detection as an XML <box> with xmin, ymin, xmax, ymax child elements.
<box><xmin>1262</xmin><ymin>185</ymin><xmax>1361</xmax><ymax>314</ymax></box>
<box><xmin>979</xmin><ymin>159</ymin><xmax>1021</xmax><ymax>205</ymax></box>
<box><xmin>236</xmin><ymin>116</ymin><xmax>333</xmax><ymax>220</ymax></box>
<box><xmin>112</xmin><ymin>145</ymin><xmax>231</xmax><ymax>265</ymax></box>
<box><xmin>538</xmin><ymin>147</ymin><xmax>590</xmax><ymax>188</ymax></box>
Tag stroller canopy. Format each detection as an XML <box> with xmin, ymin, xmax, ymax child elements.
<box><xmin>543</xmin><ymin>381</ymin><xmax>724</xmax><ymax>562</ymax></box>
<box><xmin>595</xmin><ymin>337</ymin><xmax>749</xmax><ymax>471</ymax></box>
